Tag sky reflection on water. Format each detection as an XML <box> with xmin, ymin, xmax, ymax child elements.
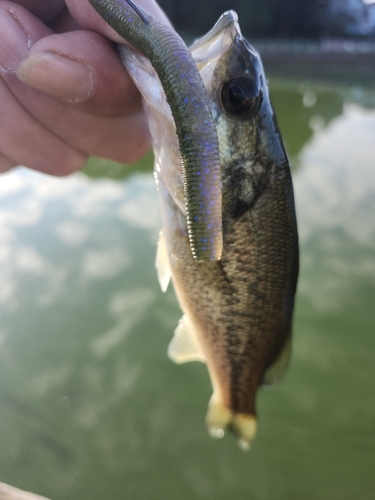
<box><xmin>0</xmin><ymin>80</ymin><xmax>374</xmax><ymax>500</ymax></box>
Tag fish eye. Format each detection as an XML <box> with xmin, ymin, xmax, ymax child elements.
<box><xmin>221</xmin><ymin>77</ymin><xmax>260</xmax><ymax>118</ymax></box>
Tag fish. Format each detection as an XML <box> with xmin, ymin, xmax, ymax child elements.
<box><xmin>89</xmin><ymin>2</ymin><xmax>299</xmax><ymax>449</ymax></box>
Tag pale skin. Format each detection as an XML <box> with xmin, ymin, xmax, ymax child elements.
<box><xmin>0</xmin><ymin>0</ymin><xmax>170</xmax><ymax>175</ymax></box>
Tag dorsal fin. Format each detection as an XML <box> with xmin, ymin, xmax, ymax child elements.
<box><xmin>263</xmin><ymin>334</ymin><xmax>292</xmax><ymax>385</ymax></box>
<box><xmin>168</xmin><ymin>315</ymin><xmax>206</xmax><ymax>364</ymax></box>
<box><xmin>155</xmin><ymin>231</ymin><xmax>171</xmax><ymax>292</ymax></box>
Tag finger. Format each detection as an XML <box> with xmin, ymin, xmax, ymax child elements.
<box><xmin>66</xmin><ymin>0</ymin><xmax>172</xmax><ymax>43</ymax></box>
<box><xmin>5</xmin><ymin>0</ymin><xmax>66</xmax><ymax>23</ymax></box>
<box><xmin>0</xmin><ymin>1</ymin><xmax>57</xmax><ymax>77</ymax></box>
<box><xmin>0</xmin><ymin>152</ymin><xmax>17</xmax><ymax>173</ymax></box>
<box><xmin>0</xmin><ymin>77</ymin><xmax>87</xmax><ymax>175</ymax></box>
<box><xmin>17</xmin><ymin>30</ymin><xmax>143</xmax><ymax>116</ymax></box>
<box><xmin>5</xmin><ymin>70</ymin><xmax>151</xmax><ymax>163</ymax></box>
<box><xmin>0</xmin><ymin>3</ymin><xmax>150</xmax><ymax>164</ymax></box>
<box><xmin>49</xmin><ymin>5</ymin><xmax>81</xmax><ymax>33</ymax></box>
<box><xmin>1</xmin><ymin>3</ymin><xmax>142</xmax><ymax>116</ymax></box>
<box><xmin>0</xmin><ymin>3</ymin><xmax>86</xmax><ymax>173</ymax></box>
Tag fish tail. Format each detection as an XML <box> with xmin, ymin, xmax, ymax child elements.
<box><xmin>206</xmin><ymin>397</ymin><xmax>257</xmax><ymax>450</ymax></box>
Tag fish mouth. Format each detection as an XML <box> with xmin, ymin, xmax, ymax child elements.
<box><xmin>190</xmin><ymin>10</ymin><xmax>240</xmax><ymax>54</ymax></box>
<box><xmin>189</xmin><ymin>10</ymin><xmax>260</xmax><ymax>100</ymax></box>
<box><xmin>190</xmin><ymin>11</ymin><xmax>241</xmax><ymax>77</ymax></box>
<box><xmin>190</xmin><ymin>10</ymin><xmax>259</xmax><ymax>66</ymax></box>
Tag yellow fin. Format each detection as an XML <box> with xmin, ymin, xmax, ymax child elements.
<box><xmin>206</xmin><ymin>397</ymin><xmax>232</xmax><ymax>439</ymax></box>
<box><xmin>263</xmin><ymin>334</ymin><xmax>292</xmax><ymax>385</ymax></box>
<box><xmin>231</xmin><ymin>414</ymin><xmax>257</xmax><ymax>450</ymax></box>
<box><xmin>168</xmin><ymin>315</ymin><xmax>206</xmax><ymax>364</ymax></box>
<box><xmin>155</xmin><ymin>230</ymin><xmax>171</xmax><ymax>292</ymax></box>
<box><xmin>206</xmin><ymin>396</ymin><xmax>257</xmax><ymax>450</ymax></box>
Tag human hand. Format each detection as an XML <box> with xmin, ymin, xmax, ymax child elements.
<box><xmin>0</xmin><ymin>0</ymin><xmax>169</xmax><ymax>175</ymax></box>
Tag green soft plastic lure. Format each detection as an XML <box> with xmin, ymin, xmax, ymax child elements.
<box><xmin>88</xmin><ymin>0</ymin><xmax>222</xmax><ymax>261</ymax></box>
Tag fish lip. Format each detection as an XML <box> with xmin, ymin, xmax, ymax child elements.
<box><xmin>190</xmin><ymin>10</ymin><xmax>240</xmax><ymax>53</ymax></box>
<box><xmin>190</xmin><ymin>11</ymin><xmax>242</xmax><ymax>71</ymax></box>
<box><xmin>190</xmin><ymin>10</ymin><xmax>259</xmax><ymax>61</ymax></box>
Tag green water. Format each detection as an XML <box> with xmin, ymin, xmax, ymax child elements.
<box><xmin>0</xmin><ymin>77</ymin><xmax>375</xmax><ymax>499</ymax></box>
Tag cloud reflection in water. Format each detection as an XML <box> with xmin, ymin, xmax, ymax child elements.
<box><xmin>0</xmin><ymin>86</ymin><xmax>374</xmax><ymax>500</ymax></box>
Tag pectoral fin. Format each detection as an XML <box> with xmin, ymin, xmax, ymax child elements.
<box><xmin>263</xmin><ymin>333</ymin><xmax>292</xmax><ymax>385</ymax></box>
<box><xmin>155</xmin><ymin>231</ymin><xmax>171</xmax><ymax>292</ymax></box>
<box><xmin>168</xmin><ymin>315</ymin><xmax>206</xmax><ymax>364</ymax></box>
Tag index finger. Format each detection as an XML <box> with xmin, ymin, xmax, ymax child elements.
<box><xmin>12</xmin><ymin>0</ymin><xmax>66</xmax><ymax>23</ymax></box>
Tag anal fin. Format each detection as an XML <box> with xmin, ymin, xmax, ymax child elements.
<box><xmin>168</xmin><ymin>315</ymin><xmax>206</xmax><ymax>364</ymax></box>
<box><xmin>155</xmin><ymin>230</ymin><xmax>171</xmax><ymax>292</ymax></box>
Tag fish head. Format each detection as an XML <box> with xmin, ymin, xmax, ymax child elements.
<box><xmin>120</xmin><ymin>11</ymin><xmax>289</xmax><ymax>218</ymax></box>
<box><xmin>191</xmin><ymin>11</ymin><xmax>289</xmax><ymax>202</ymax></box>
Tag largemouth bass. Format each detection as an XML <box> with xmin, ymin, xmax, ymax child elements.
<box><xmin>89</xmin><ymin>1</ymin><xmax>299</xmax><ymax>449</ymax></box>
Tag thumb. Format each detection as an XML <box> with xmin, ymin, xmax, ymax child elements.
<box><xmin>17</xmin><ymin>30</ymin><xmax>143</xmax><ymax>116</ymax></box>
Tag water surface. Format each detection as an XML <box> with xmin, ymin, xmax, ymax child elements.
<box><xmin>0</xmin><ymin>78</ymin><xmax>374</xmax><ymax>499</ymax></box>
